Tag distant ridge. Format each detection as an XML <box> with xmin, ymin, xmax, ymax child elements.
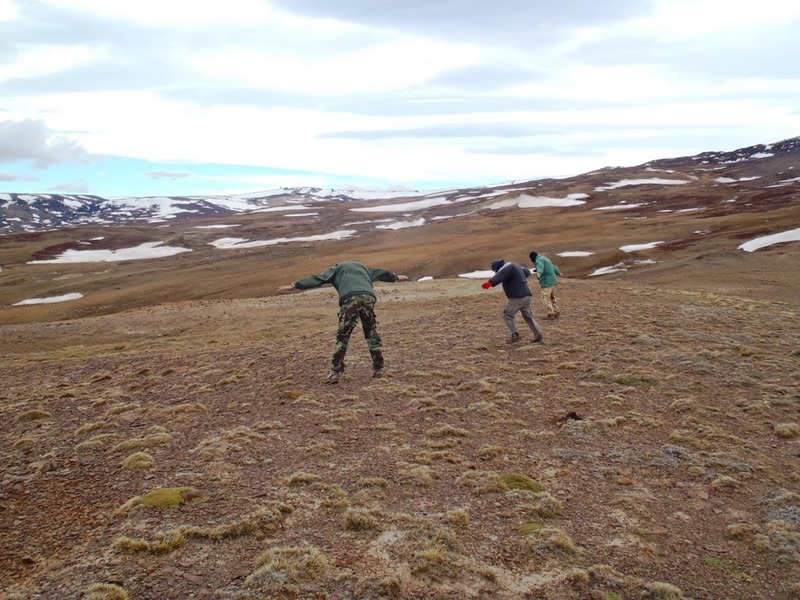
<box><xmin>1</xmin><ymin>136</ymin><xmax>798</xmax><ymax>235</ymax></box>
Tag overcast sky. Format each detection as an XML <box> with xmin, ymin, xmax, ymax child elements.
<box><xmin>1</xmin><ymin>0</ymin><xmax>799</xmax><ymax>197</ymax></box>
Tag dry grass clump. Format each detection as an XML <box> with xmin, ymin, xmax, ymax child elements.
<box><xmin>309</xmin><ymin>440</ymin><xmax>337</xmax><ymax>456</ymax></box>
<box><xmin>15</xmin><ymin>409</ymin><xmax>51</xmax><ymax>423</ymax></box>
<box><xmin>118</xmin><ymin>487</ymin><xmax>208</xmax><ymax>513</ymax></box>
<box><xmin>507</xmin><ymin>489</ymin><xmax>564</xmax><ymax>518</ymax></box>
<box><xmin>13</xmin><ymin>437</ymin><xmax>35</xmax><ymax>451</ymax></box>
<box><xmin>358</xmin><ymin>477</ymin><xmax>389</xmax><ymax>488</ymax></box>
<box><xmin>192</xmin><ymin>426</ymin><xmax>264</xmax><ymax>458</ymax></box>
<box><xmin>641</xmin><ymin>581</ymin><xmax>687</xmax><ymax>599</ymax></box>
<box><xmin>244</xmin><ymin>545</ymin><xmax>329</xmax><ymax>589</ymax></box>
<box><xmin>399</xmin><ymin>464</ymin><xmax>434</xmax><ymax>487</ymax></box>
<box><xmin>754</xmin><ymin>520</ymin><xmax>800</xmax><ymax>561</ymax></box>
<box><xmin>112</xmin><ymin>428</ymin><xmax>173</xmax><ymax>453</ymax></box>
<box><xmin>84</xmin><ymin>582</ymin><xmax>129</xmax><ymax>600</ymax></box>
<box><xmin>457</xmin><ymin>470</ymin><xmax>506</xmax><ymax>494</ymax></box>
<box><xmin>254</xmin><ymin>420</ymin><xmax>286</xmax><ymax>431</ymax></box>
<box><xmin>285</xmin><ymin>471</ymin><xmax>321</xmax><ymax>486</ymax></box>
<box><xmin>411</xmin><ymin>527</ymin><xmax>461</xmax><ymax>581</ymax></box>
<box><xmin>122</xmin><ymin>451</ymin><xmax>154</xmax><ymax>469</ymax></box>
<box><xmin>426</xmin><ymin>424</ymin><xmax>470</xmax><ymax>438</ymax></box>
<box><xmin>774</xmin><ymin>422</ymin><xmax>800</xmax><ymax>439</ymax></box>
<box><xmin>613</xmin><ymin>372</ymin><xmax>659</xmax><ymax>387</ymax></box>
<box><xmin>477</xmin><ymin>445</ymin><xmax>505</xmax><ymax>460</ymax></box>
<box><xmin>104</xmin><ymin>403</ymin><xmax>141</xmax><ymax>417</ymax></box>
<box><xmin>113</xmin><ymin>502</ymin><xmax>293</xmax><ymax>554</ymax></box>
<box><xmin>75</xmin><ymin>433</ymin><xmax>117</xmax><ymax>452</ymax></box>
<box><xmin>525</xmin><ymin>526</ymin><xmax>577</xmax><ymax>555</ymax></box>
<box><xmin>75</xmin><ymin>420</ymin><xmax>118</xmax><ymax>435</ymax></box>
<box><xmin>166</xmin><ymin>402</ymin><xmax>208</xmax><ymax>415</ymax></box>
<box><xmin>344</xmin><ymin>507</ymin><xmax>381</xmax><ymax>531</ymax></box>
<box><xmin>317</xmin><ymin>483</ymin><xmax>350</xmax><ymax>508</ymax></box>
<box><xmin>446</xmin><ymin>508</ymin><xmax>470</xmax><ymax>528</ymax></box>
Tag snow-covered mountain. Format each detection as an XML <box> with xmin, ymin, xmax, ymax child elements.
<box><xmin>1</xmin><ymin>136</ymin><xmax>798</xmax><ymax>235</ymax></box>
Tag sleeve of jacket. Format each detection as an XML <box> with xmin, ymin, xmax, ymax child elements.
<box><xmin>554</xmin><ymin>264</ymin><xmax>562</xmax><ymax>276</ymax></box>
<box><xmin>489</xmin><ymin>269</ymin><xmax>508</xmax><ymax>286</ymax></box>
<box><xmin>367</xmin><ymin>267</ymin><xmax>398</xmax><ymax>283</ymax></box>
<box><xmin>522</xmin><ymin>267</ymin><xmax>532</xmax><ymax>278</ymax></box>
<box><xmin>295</xmin><ymin>266</ymin><xmax>337</xmax><ymax>290</ymax></box>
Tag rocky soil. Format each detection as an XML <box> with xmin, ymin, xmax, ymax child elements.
<box><xmin>1</xmin><ymin>276</ymin><xmax>799</xmax><ymax>599</ymax></box>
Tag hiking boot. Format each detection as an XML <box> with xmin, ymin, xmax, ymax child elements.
<box><xmin>545</xmin><ymin>313</ymin><xmax>557</xmax><ymax>320</ymax></box>
<box><xmin>508</xmin><ymin>332</ymin><xmax>521</xmax><ymax>344</ymax></box>
<box><xmin>532</xmin><ymin>335</ymin><xmax>543</xmax><ymax>343</ymax></box>
<box><xmin>553</xmin><ymin>311</ymin><xmax>560</xmax><ymax>319</ymax></box>
<box><xmin>324</xmin><ymin>370</ymin><xmax>342</xmax><ymax>384</ymax></box>
<box><xmin>372</xmin><ymin>369</ymin><xmax>385</xmax><ymax>379</ymax></box>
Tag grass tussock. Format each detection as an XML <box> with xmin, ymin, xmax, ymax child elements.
<box><xmin>457</xmin><ymin>470</ymin><xmax>506</xmax><ymax>494</ymax></box>
<box><xmin>75</xmin><ymin>433</ymin><xmax>117</xmax><ymax>452</ymax></box>
<box><xmin>285</xmin><ymin>471</ymin><xmax>321</xmax><ymax>486</ymax></box>
<box><xmin>774</xmin><ymin>422</ymin><xmax>800</xmax><ymax>439</ymax></box>
<box><xmin>15</xmin><ymin>409</ymin><xmax>51</xmax><ymax>423</ymax></box>
<box><xmin>112</xmin><ymin>429</ymin><xmax>173</xmax><ymax>453</ymax></box>
<box><xmin>525</xmin><ymin>526</ymin><xmax>578</xmax><ymax>555</ymax></box>
<box><xmin>192</xmin><ymin>426</ymin><xmax>264</xmax><ymax>458</ymax></box>
<box><xmin>13</xmin><ymin>437</ymin><xmax>35</xmax><ymax>451</ymax></box>
<box><xmin>84</xmin><ymin>583</ymin><xmax>129</xmax><ymax>600</ymax></box>
<box><xmin>118</xmin><ymin>487</ymin><xmax>208</xmax><ymax>513</ymax></box>
<box><xmin>113</xmin><ymin>502</ymin><xmax>293</xmax><ymax>554</ymax></box>
<box><xmin>399</xmin><ymin>464</ymin><xmax>434</xmax><ymax>487</ymax></box>
<box><xmin>446</xmin><ymin>508</ymin><xmax>470</xmax><ymax>528</ymax></box>
<box><xmin>122</xmin><ymin>451</ymin><xmax>154</xmax><ymax>469</ymax></box>
<box><xmin>245</xmin><ymin>545</ymin><xmax>329</xmax><ymax>588</ymax></box>
<box><xmin>75</xmin><ymin>420</ymin><xmax>118</xmax><ymax>435</ymax></box>
<box><xmin>754</xmin><ymin>520</ymin><xmax>800</xmax><ymax>561</ymax></box>
<box><xmin>104</xmin><ymin>403</ymin><xmax>141</xmax><ymax>417</ymax></box>
<box><xmin>344</xmin><ymin>507</ymin><xmax>381</xmax><ymax>531</ymax></box>
<box><xmin>254</xmin><ymin>420</ymin><xmax>286</xmax><ymax>430</ymax></box>
<box><xmin>500</xmin><ymin>473</ymin><xmax>544</xmax><ymax>493</ymax></box>
<box><xmin>166</xmin><ymin>402</ymin><xmax>208</xmax><ymax>415</ymax></box>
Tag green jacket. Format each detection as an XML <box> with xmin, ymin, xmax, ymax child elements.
<box><xmin>294</xmin><ymin>261</ymin><xmax>399</xmax><ymax>305</ymax></box>
<box><xmin>534</xmin><ymin>255</ymin><xmax>561</xmax><ymax>288</ymax></box>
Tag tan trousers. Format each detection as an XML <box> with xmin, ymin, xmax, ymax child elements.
<box><xmin>540</xmin><ymin>286</ymin><xmax>558</xmax><ymax>316</ymax></box>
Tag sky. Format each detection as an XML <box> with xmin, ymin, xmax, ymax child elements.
<box><xmin>1</xmin><ymin>0</ymin><xmax>799</xmax><ymax>197</ymax></box>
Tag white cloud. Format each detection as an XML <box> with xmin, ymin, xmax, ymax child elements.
<box><xmin>3</xmin><ymin>0</ymin><xmax>800</xmax><ymax>195</ymax></box>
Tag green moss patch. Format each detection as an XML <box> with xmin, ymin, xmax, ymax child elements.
<box><xmin>500</xmin><ymin>473</ymin><xmax>544</xmax><ymax>493</ymax></box>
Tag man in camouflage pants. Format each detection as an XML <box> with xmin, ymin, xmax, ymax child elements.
<box><xmin>278</xmin><ymin>260</ymin><xmax>408</xmax><ymax>383</ymax></box>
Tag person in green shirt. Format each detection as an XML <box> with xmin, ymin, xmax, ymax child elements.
<box><xmin>278</xmin><ymin>260</ymin><xmax>408</xmax><ymax>383</ymax></box>
<box><xmin>530</xmin><ymin>251</ymin><xmax>562</xmax><ymax>319</ymax></box>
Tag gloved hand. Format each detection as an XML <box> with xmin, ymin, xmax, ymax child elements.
<box><xmin>481</xmin><ymin>281</ymin><xmax>493</xmax><ymax>289</ymax></box>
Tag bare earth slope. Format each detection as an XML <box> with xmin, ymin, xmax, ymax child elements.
<box><xmin>1</xmin><ymin>277</ymin><xmax>798</xmax><ymax>599</ymax></box>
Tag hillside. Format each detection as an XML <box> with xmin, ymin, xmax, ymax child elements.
<box><xmin>1</xmin><ymin>136</ymin><xmax>799</xmax><ymax>324</ymax></box>
<box><xmin>1</xmin><ymin>276</ymin><xmax>799</xmax><ymax>599</ymax></box>
<box><xmin>1</xmin><ymin>137</ymin><xmax>799</xmax><ymax>599</ymax></box>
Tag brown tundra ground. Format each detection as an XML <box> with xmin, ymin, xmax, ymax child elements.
<box><xmin>1</xmin><ymin>277</ymin><xmax>799</xmax><ymax>600</ymax></box>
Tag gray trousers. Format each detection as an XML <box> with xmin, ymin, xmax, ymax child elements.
<box><xmin>503</xmin><ymin>296</ymin><xmax>543</xmax><ymax>338</ymax></box>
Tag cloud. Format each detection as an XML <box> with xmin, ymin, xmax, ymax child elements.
<box><xmin>50</xmin><ymin>179</ymin><xmax>91</xmax><ymax>193</ymax></box>
<box><xmin>320</xmin><ymin>123</ymin><xmax>565</xmax><ymax>141</ymax></box>
<box><xmin>0</xmin><ymin>119</ymin><xmax>97</xmax><ymax>167</ymax></box>
<box><xmin>143</xmin><ymin>170</ymin><xmax>194</xmax><ymax>180</ymax></box>
<box><xmin>0</xmin><ymin>171</ymin><xmax>38</xmax><ymax>181</ymax></box>
<box><xmin>269</xmin><ymin>0</ymin><xmax>649</xmax><ymax>46</ymax></box>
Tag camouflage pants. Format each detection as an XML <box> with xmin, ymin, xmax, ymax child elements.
<box><xmin>331</xmin><ymin>294</ymin><xmax>383</xmax><ymax>373</ymax></box>
<box><xmin>540</xmin><ymin>286</ymin><xmax>558</xmax><ymax>316</ymax></box>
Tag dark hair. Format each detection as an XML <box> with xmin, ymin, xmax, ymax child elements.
<box><xmin>529</xmin><ymin>252</ymin><xmax>538</xmax><ymax>262</ymax></box>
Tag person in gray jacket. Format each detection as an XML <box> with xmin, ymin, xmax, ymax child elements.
<box><xmin>481</xmin><ymin>259</ymin><xmax>543</xmax><ymax>344</ymax></box>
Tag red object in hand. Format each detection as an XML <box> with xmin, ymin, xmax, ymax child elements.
<box><xmin>481</xmin><ymin>281</ymin><xmax>493</xmax><ymax>289</ymax></box>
